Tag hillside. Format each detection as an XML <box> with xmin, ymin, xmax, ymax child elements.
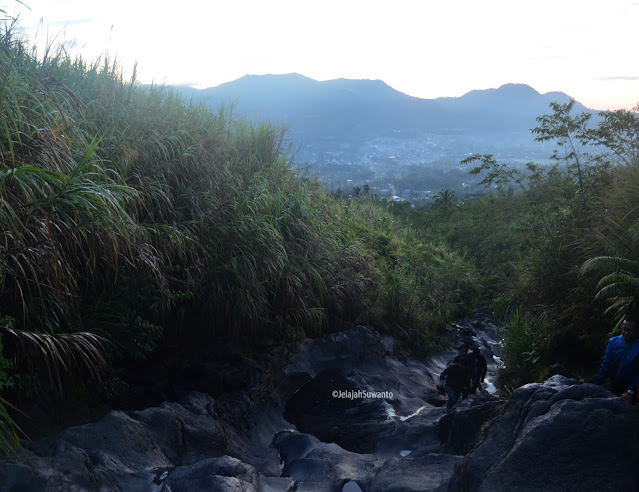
<box><xmin>0</xmin><ymin>26</ymin><xmax>479</xmax><ymax>453</ymax></box>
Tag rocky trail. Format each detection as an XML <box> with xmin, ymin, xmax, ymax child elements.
<box><xmin>1</xmin><ymin>314</ymin><xmax>638</xmax><ymax>491</ymax></box>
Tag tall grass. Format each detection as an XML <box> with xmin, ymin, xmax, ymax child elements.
<box><xmin>0</xmin><ymin>21</ymin><xmax>480</xmax><ymax>453</ymax></box>
<box><xmin>498</xmin><ymin>309</ymin><xmax>549</xmax><ymax>392</ymax></box>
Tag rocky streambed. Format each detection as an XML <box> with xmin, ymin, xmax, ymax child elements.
<box><xmin>1</xmin><ymin>315</ymin><xmax>638</xmax><ymax>491</ymax></box>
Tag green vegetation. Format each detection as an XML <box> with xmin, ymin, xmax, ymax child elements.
<box><xmin>0</xmin><ymin>23</ymin><xmax>478</xmax><ymax>453</ymax></box>
<box><xmin>2</xmin><ymin>7</ymin><xmax>638</xmax><ymax>456</ymax></box>
<box><xmin>403</xmin><ymin>100</ymin><xmax>639</xmax><ymax>392</ymax></box>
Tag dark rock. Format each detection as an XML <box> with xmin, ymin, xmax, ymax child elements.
<box><xmin>172</xmin><ymin>350</ymin><xmax>264</xmax><ymax>398</ymax></box>
<box><xmin>375</xmin><ymin>418</ymin><xmax>441</xmax><ymax>458</ymax></box>
<box><xmin>272</xmin><ymin>430</ymin><xmax>318</xmax><ymax>468</ymax></box>
<box><xmin>425</xmin><ymin>390</ymin><xmax>448</xmax><ymax>407</ymax></box>
<box><xmin>284</xmin><ymin>367</ymin><xmax>396</xmax><ymax>453</ymax></box>
<box><xmin>286</xmin><ymin>325</ymin><xmax>388</xmax><ymax>376</ymax></box>
<box><xmin>438</xmin><ymin>392</ymin><xmax>505</xmax><ymax>455</ymax></box>
<box><xmin>543</xmin><ymin>361</ymin><xmax>575</xmax><ymax>380</ymax></box>
<box><xmin>159</xmin><ymin>455</ymin><xmax>290</xmax><ymax>492</ymax></box>
<box><xmin>0</xmin><ymin>462</ymin><xmax>58</xmax><ymax>492</ymax></box>
<box><xmin>448</xmin><ymin>376</ymin><xmax>639</xmax><ymax>491</ymax></box>
<box><xmin>370</xmin><ymin>451</ymin><xmax>463</xmax><ymax>492</ymax></box>
<box><xmin>0</xmin><ymin>391</ymin><xmax>286</xmax><ymax>491</ymax></box>
<box><xmin>0</xmin><ymin>321</ymin><xmax>505</xmax><ymax>491</ymax></box>
<box><xmin>271</xmin><ymin>430</ymin><xmax>382</xmax><ymax>491</ymax></box>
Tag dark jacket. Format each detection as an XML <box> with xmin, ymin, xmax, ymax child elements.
<box><xmin>470</xmin><ymin>352</ymin><xmax>488</xmax><ymax>381</ymax></box>
<box><xmin>440</xmin><ymin>362</ymin><xmax>470</xmax><ymax>392</ymax></box>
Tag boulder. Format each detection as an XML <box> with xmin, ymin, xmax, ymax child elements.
<box><xmin>369</xmin><ymin>449</ymin><xmax>463</xmax><ymax>492</ymax></box>
<box><xmin>157</xmin><ymin>456</ymin><xmax>293</xmax><ymax>492</ymax></box>
<box><xmin>284</xmin><ymin>368</ymin><xmax>395</xmax><ymax>454</ymax></box>
<box><xmin>438</xmin><ymin>392</ymin><xmax>505</xmax><ymax>455</ymax></box>
<box><xmin>448</xmin><ymin>376</ymin><xmax>639</xmax><ymax>491</ymax></box>
<box><xmin>0</xmin><ymin>392</ymin><xmax>285</xmax><ymax>491</ymax></box>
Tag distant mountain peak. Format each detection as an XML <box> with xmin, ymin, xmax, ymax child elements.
<box><xmin>498</xmin><ymin>83</ymin><xmax>541</xmax><ymax>96</ymax></box>
<box><xmin>212</xmin><ymin>73</ymin><xmax>318</xmax><ymax>92</ymax></box>
<box><xmin>322</xmin><ymin>77</ymin><xmax>406</xmax><ymax>100</ymax></box>
<box><xmin>461</xmin><ymin>83</ymin><xmax>542</xmax><ymax>100</ymax></box>
<box><xmin>238</xmin><ymin>72</ymin><xmax>310</xmax><ymax>80</ymax></box>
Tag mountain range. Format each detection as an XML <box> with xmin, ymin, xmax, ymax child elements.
<box><xmin>172</xmin><ymin>74</ymin><xmax>591</xmax><ymax>143</ymax></box>
<box><xmin>164</xmin><ymin>74</ymin><xmax>596</xmax><ymax>194</ymax></box>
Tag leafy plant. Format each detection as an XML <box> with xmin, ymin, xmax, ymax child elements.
<box><xmin>499</xmin><ymin>309</ymin><xmax>549</xmax><ymax>391</ymax></box>
<box><xmin>581</xmin><ymin>256</ymin><xmax>639</xmax><ymax>322</ymax></box>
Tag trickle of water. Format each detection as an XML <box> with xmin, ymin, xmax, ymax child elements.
<box><xmin>485</xmin><ymin>381</ymin><xmax>497</xmax><ymax>394</ymax></box>
<box><xmin>399</xmin><ymin>405</ymin><xmax>427</xmax><ymax>421</ymax></box>
<box><xmin>385</xmin><ymin>404</ymin><xmax>397</xmax><ymax>419</ymax></box>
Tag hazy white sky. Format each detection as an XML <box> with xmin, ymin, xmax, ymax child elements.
<box><xmin>7</xmin><ymin>0</ymin><xmax>639</xmax><ymax>110</ymax></box>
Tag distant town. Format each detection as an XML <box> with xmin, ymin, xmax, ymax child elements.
<box><xmin>184</xmin><ymin>74</ymin><xmax>594</xmax><ymax>207</ymax></box>
<box><xmin>293</xmin><ymin>134</ymin><xmax>555</xmax><ymax>206</ymax></box>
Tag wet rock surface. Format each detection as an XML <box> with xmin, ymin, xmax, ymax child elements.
<box><xmin>1</xmin><ymin>315</ymin><xmax>637</xmax><ymax>491</ymax></box>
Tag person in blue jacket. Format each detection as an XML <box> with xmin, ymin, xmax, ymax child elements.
<box><xmin>596</xmin><ymin>313</ymin><xmax>639</xmax><ymax>403</ymax></box>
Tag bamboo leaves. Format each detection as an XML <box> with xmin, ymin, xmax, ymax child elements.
<box><xmin>581</xmin><ymin>256</ymin><xmax>639</xmax><ymax>322</ymax></box>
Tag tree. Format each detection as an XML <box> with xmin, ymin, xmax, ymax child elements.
<box><xmin>432</xmin><ymin>188</ymin><xmax>457</xmax><ymax>206</ymax></box>
<box><xmin>460</xmin><ymin>154</ymin><xmax>535</xmax><ymax>192</ymax></box>
<box><xmin>588</xmin><ymin>105</ymin><xmax>639</xmax><ymax>167</ymax></box>
<box><xmin>532</xmin><ymin>100</ymin><xmax>595</xmax><ymax>199</ymax></box>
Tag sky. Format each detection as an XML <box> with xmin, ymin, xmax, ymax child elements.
<box><xmin>6</xmin><ymin>0</ymin><xmax>639</xmax><ymax>110</ymax></box>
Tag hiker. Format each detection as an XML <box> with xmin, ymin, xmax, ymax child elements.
<box><xmin>452</xmin><ymin>344</ymin><xmax>472</xmax><ymax>398</ymax></box>
<box><xmin>437</xmin><ymin>355</ymin><xmax>471</xmax><ymax>411</ymax></box>
<box><xmin>469</xmin><ymin>347</ymin><xmax>488</xmax><ymax>394</ymax></box>
<box><xmin>596</xmin><ymin>313</ymin><xmax>639</xmax><ymax>403</ymax></box>
<box><xmin>453</xmin><ymin>343</ymin><xmax>470</xmax><ymax>362</ymax></box>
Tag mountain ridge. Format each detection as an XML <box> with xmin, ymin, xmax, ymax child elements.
<box><xmin>198</xmin><ymin>76</ymin><xmax>576</xmax><ymax>106</ymax></box>
<box><xmin>171</xmin><ymin>74</ymin><xmax>591</xmax><ymax>141</ymax></box>
<box><xmin>165</xmin><ymin>74</ymin><xmax>595</xmax><ymax>194</ymax></box>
